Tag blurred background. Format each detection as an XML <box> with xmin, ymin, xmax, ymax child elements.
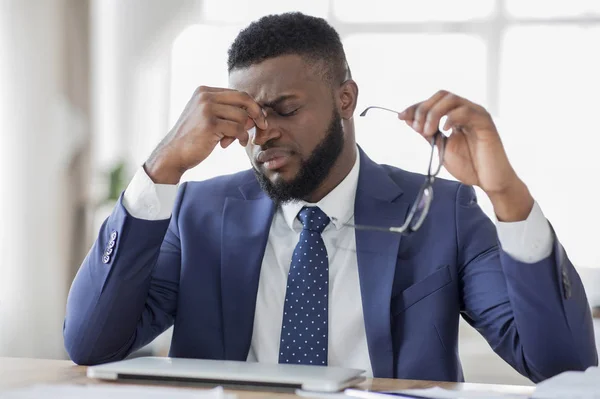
<box><xmin>0</xmin><ymin>0</ymin><xmax>599</xmax><ymax>385</ymax></box>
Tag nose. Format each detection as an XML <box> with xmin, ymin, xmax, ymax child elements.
<box><xmin>252</xmin><ymin>116</ymin><xmax>281</xmax><ymax>146</ymax></box>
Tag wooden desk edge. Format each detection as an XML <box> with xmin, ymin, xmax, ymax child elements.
<box><xmin>0</xmin><ymin>357</ymin><xmax>535</xmax><ymax>397</ymax></box>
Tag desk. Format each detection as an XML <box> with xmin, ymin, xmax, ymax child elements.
<box><xmin>0</xmin><ymin>357</ymin><xmax>535</xmax><ymax>397</ymax></box>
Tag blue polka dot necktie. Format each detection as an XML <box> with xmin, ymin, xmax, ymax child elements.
<box><xmin>279</xmin><ymin>206</ymin><xmax>330</xmax><ymax>366</ymax></box>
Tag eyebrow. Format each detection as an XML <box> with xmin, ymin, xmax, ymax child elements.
<box><xmin>261</xmin><ymin>94</ymin><xmax>298</xmax><ymax>109</ymax></box>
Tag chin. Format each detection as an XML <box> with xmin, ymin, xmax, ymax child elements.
<box><xmin>266</xmin><ymin>170</ymin><xmax>298</xmax><ymax>185</ymax></box>
<box><xmin>261</xmin><ymin>165</ymin><xmax>299</xmax><ymax>184</ymax></box>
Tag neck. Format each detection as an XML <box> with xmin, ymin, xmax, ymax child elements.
<box><xmin>303</xmin><ymin>143</ymin><xmax>357</xmax><ymax>203</ymax></box>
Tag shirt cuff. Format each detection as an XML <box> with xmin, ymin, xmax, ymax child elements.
<box><xmin>496</xmin><ymin>201</ymin><xmax>554</xmax><ymax>263</ymax></box>
<box><xmin>122</xmin><ymin>167</ymin><xmax>179</xmax><ymax>220</ymax></box>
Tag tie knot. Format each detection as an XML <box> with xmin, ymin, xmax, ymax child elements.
<box><xmin>297</xmin><ymin>206</ymin><xmax>330</xmax><ymax>233</ymax></box>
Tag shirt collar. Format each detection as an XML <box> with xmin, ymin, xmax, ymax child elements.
<box><xmin>281</xmin><ymin>149</ymin><xmax>360</xmax><ymax>231</ymax></box>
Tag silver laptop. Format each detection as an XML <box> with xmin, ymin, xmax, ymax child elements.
<box><xmin>87</xmin><ymin>356</ymin><xmax>366</xmax><ymax>392</ymax></box>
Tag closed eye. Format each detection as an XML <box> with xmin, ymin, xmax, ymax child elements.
<box><xmin>277</xmin><ymin>108</ymin><xmax>300</xmax><ymax>117</ymax></box>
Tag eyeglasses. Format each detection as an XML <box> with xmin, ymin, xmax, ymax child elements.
<box><xmin>341</xmin><ymin>106</ymin><xmax>447</xmax><ymax>235</ymax></box>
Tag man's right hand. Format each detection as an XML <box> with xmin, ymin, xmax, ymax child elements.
<box><xmin>144</xmin><ymin>86</ymin><xmax>268</xmax><ymax>184</ymax></box>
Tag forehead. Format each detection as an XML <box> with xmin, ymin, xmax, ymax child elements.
<box><xmin>228</xmin><ymin>54</ymin><xmax>328</xmax><ymax>104</ymax></box>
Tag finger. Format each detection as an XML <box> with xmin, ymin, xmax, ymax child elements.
<box><xmin>194</xmin><ymin>85</ymin><xmax>235</xmax><ymax>94</ymax></box>
<box><xmin>195</xmin><ymin>87</ymin><xmax>268</xmax><ymax>130</ymax></box>
<box><xmin>190</xmin><ymin>86</ymin><xmax>235</xmax><ymax>115</ymax></box>
<box><xmin>398</xmin><ymin>90</ymin><xmax>448</xmax><ymax>131</ymax></box>
<box><xmin>220</xmin><ymin>137</ymin><xmax>236</xmax><ymax>149</ymax></box>
<box><xmin>442</xmin><ymin>105</ymin><xmax>472</xmax><ymax>133</ymax></box>
<box><xmin>215</xmin><ymin>118</ymin><xmax>250</xmax><ymax>147</ymax></box>
<box><xmin>244</xmin><ymin>117</ymin><xmax>256</xmax><ymax>131</ymax></box>
<box><xmin>398</xmin><ymin>104</ymin><xmax>416</xmax><ymax>122</ymax></box>
<box><xmin>423</xmin><ymin>93</ymin><xmax>466</xmax><ymax>137</ymax></box>
<box><xmin>211</xmin><ymin>91</ymin><xmax>268</xmax><ymax>130</ymax></box>
<box><xmin>210</xmin><ymin>103</ymin><xmax>250</xmax><ymax>126</ymax></box>
<box><xmin>412</xmin><ymin>90</ymin><xmax>455</xmax><ymax>134</ymax></box>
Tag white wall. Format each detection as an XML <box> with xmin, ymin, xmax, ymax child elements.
<box><xmin>91</xmin><ymin>0</ymin><xmax>200</xmax><ymax>178</ymax></box>
<box><xmin>0</xmin><ymin>0</ymin><xmax>88</xmax><ymax>358</ymax></box>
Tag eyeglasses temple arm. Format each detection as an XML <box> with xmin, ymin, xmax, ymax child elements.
<box><xmin>340</xmin><ymin>221</ymin><xmax>407</xmax><ymax>234</ymax></box>
<box><xmin>360</xmin><ymin>106</ymin><xmax>402</xmax><ymax>117</ymax></box>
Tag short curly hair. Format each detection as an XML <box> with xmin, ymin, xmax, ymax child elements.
<box><xmin>227</xmin><ymin>12</ymin><xmax>349</xmax><ymax>85</ymax></box>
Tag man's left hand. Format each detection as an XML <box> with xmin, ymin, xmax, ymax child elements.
<box><xmin>398</xmin><ymin>90</ymin><xmax>534</xmax><ymax>222</ymax></box>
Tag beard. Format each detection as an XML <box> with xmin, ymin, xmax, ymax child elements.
<box><xmin>253</xmin><ymin>109</ymin><xmax>345</xmax><ymax>204</ymax></box>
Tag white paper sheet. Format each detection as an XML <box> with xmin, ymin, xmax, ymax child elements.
<box><xmin>395</xmin><ymin>387</ymin><xmax>528</xmax><ymax>399</ymax></box>
<box><xmin>345</xmin><ymin>387</ymin><xmax>529</xmax><ymax>399</ymax></box>
<box><xmin>532</xmin><ymin>367</ymin><xmax>600</xmax><ymax>399</ymax></box>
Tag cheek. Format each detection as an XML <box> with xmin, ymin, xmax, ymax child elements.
<box><xmin>290</xmin><ymin>121</ymin><xmax>327</xmax><ymax>157</ymax></box>
<box><xmin>296</xmin><ymin>127</ymin><xmax>325</xmax><ymax>161</ymax></box>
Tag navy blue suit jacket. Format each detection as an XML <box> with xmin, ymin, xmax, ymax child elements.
<box><xmin>64</xmin><ymin>149</ymin><xmax>598</xmax><ymax>382</ymax></box>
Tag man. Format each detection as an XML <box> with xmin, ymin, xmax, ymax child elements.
<box><xmin>64</xmin><ymin>13</ymin><xmax>597</xmax><ymax>382</ymax></box>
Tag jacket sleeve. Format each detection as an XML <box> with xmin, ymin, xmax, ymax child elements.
<box><xmin>456</xmin><ymin>184</ymin><xmax>598</xmax><ymax>382</ymax></box>
<box><xmin>63</xmin><ymin>183</ymin><xmax>188</xmax><ymax>365</ymax></box>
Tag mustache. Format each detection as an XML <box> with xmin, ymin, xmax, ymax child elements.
<box><xmin>253</xmin><ymin>142</ymin><xmax>297</xmax><ymax>163</ymax></box>
<box><xmin>257</xmin><ymin>140</ymin><xmax>295</xmax><ymax>152</ymax></box>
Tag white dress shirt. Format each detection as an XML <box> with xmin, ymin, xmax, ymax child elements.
<box><xmin>122</xmin><ymin>153</ymin><xmax>553</xmax><ymax>376</ymax></box>
<box><xmin>245</xmin><ymin>154</ymin><xmax>372</xmax><ymax>373</ymax></box>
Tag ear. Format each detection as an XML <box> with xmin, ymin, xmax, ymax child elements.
<box><xmin>337</xmin><ymin>79</ymin><xmax>359</xmax><ymax>120</ymax></box>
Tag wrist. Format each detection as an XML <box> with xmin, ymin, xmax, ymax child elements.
<box><xmin>144</xmin><ymin>156</ymin><xmax>184</xmax><ymax>185</ymax></box>
<box><xmin>486</xmin><ymin>177</ymin><xmax>534</xmax><ymax>222</ymax></box>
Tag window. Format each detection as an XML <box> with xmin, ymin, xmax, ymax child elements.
<box><xmin>505</xmin><ymin>0</ymin><xmax>600</xmax><ymax>18</ymax></box>
<box><xmin>344</xmin><ymin>33</ymin><xmax>486</xmax><ymax>178</ymax></box>
<box><xmin>333</xmin><ymin>0</ymin><xmax>496</xmax><ymax>22</ymax></box>
<box><xmin>202</xmin><ymin>0</ymin><xmax>328</xmax><ymax>24</ymax></box>
<box><xmin>169</xmin><ymin>0</ymin><xmax>600</xmax><ymax>269</ymax></box>
<box><xmin>499</xmin><ymin>25</ymin><xmax>600</xmax><ymax>267</ymax></box>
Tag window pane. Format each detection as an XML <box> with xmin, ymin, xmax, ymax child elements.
<box><xmin>344</xmin><ymin>33</ymin><xmax>487</xmax><ymax>177</ymax></box>
<box><xmin>499</xmin><ymin>26</ymin><xmax>600</xmax><ymax>269</ymax></box>
<box><xmin>334</xmin><ymin>0</ymin><xmax>496</xmax><ymax>22</ymax></box>
<box><xmin>170</xmin><ymin>25</ymin><xmax>251</xmax><ymax>182</ymax></box>
<box><xmin>170</xmin><ymin>25</ymin><xmax>240</xmax><ymax>124</ymax></box>
<box><xmin>202</xmin><ymin>0</ymin><xmax>329</xmax><ymax>24</ymax></box>
<box><xmin>506</xmin><ymin>0</ymin><xmax>600</xmax><ymax>18</ymax></box>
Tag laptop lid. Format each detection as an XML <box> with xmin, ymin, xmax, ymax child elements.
<box><xmin>87</xmin><ymin>357</ymin><xmax>366</xmax><ymax>392</ymax></box>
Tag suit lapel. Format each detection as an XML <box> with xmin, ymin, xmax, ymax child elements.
<box><xmin>221</xmin><ymin>177</ymin><xmax>275</xmax><ymax>360</ymax></box>
<box><xmin>354</xmin><ymin>149</ymin><xmax>410</xmax><ymax>378</ymax></box>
